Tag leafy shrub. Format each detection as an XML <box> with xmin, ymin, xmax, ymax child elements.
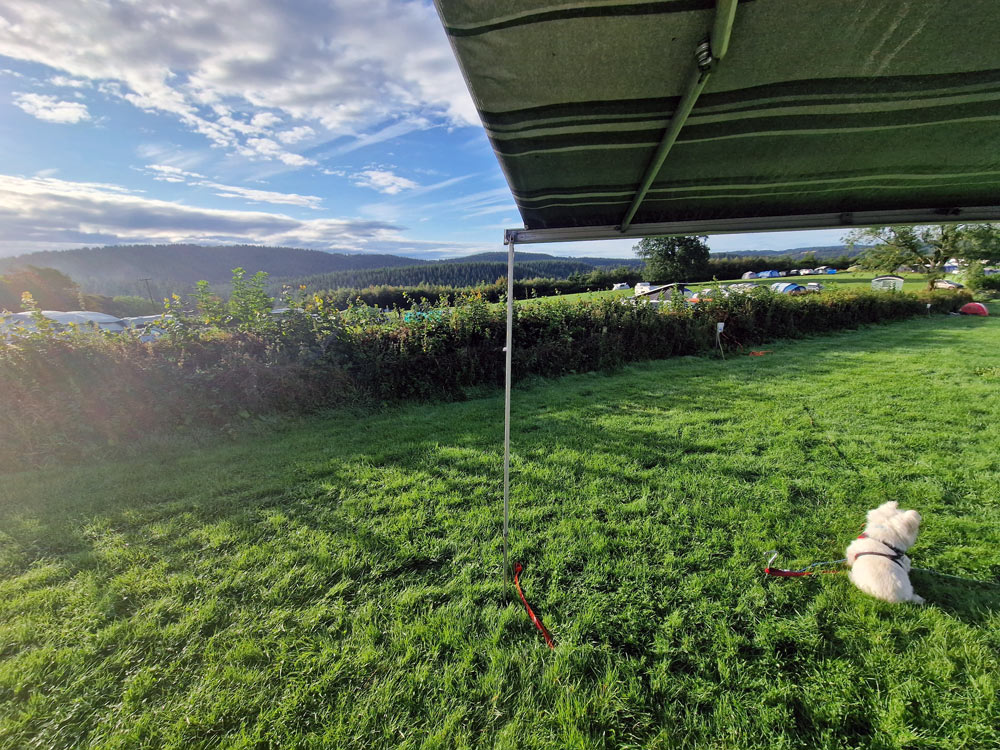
<box><xmin>0</xmin><ymin>287</ymin><xmax>971</xmax><ymax>470</ymax></box>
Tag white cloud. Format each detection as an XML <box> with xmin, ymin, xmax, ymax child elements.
<box><xmin>250</xmin><ymin>112</ymin><xmax>282</xmax><ymax>129</ymax></box>
<box><xmin>0</xmin><ymin>173</ymin><xmax>399</xmax><ymax>253</ymax></box>
<box><xmin>239</xmin><ymin>137</ymin><xmax>316</xmax><ymax>167</ymax></box>
<box><xmin>49</xmin><ymin>75</ymin><xmax>89</xmax><ymax>88</ymax></box>
<box><xmin>352</xmin><ymin>169</ymin><xmax>419</xmax><ymax>195</ymax></box>
<box><xmin>12</xmin><ymin>92</ymin><xmax>90</xmax><ymax>124</ymax></box>
<box><xmin>0</xmin><ymin>0</ymin><xmax>477</xmax><ymax>165</ymax></box>
<box><xmin>276</xmin><ymin>125</ymin><xmax>314</xmax><ymax>144</ymax></box>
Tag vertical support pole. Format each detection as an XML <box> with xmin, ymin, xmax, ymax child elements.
<box><xmin>502</xmin><ymin>238</ymin><xmax>514</xmax><ymax>590</ymax></box>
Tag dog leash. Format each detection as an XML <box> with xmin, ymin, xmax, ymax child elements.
<box><xmin>765</xmin><ymin>531</ymin><xmax>905</xmax><ymax>577</ymax></box>
<box><xmin>764</xmin><ymin>550</ymin><xmax>847</xmax><ymax>577</ymax></box>
<box><xmin>513</xmin><ymin>562</ymin><xmax>555</xmax><ymax>649</ymax></box>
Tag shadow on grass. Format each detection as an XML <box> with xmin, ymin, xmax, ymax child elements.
<box><xmin>912</xmin><ymin>569</ymin><xmax>1000</xmax><ymax>624</ymax></box>
<box><xmin>4</xmin><ymin>313</ymin><xmax>996</xmax><ymax>587</ymax></box>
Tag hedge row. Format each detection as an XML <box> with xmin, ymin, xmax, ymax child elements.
<box><xmin>0</xmin><ymin>288</ymin><xmax>970</xmax><ymax>469</ymax></box>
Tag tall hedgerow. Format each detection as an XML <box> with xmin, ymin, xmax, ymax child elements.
<box><xmin>0</xmin><ymin>281</ymin><xmax>972</xmax><ymax>470</ymax></box>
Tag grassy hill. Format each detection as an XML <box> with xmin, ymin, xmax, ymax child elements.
<box><xmin>2</xmin><ymin>309</ymin><xmax>997</xmax><ymax>747</ymax></box>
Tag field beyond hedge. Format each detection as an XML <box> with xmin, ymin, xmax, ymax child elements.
<box><xmin>2</xmin><ymin>307</ymin><xmax>998</xmax><ymax>748</ymax></box>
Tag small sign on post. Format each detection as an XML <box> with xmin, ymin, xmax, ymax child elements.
<box><xmin>715</xmin><ymin>321</ymin><xmax>725</xmax><ymax>359</ymax></box>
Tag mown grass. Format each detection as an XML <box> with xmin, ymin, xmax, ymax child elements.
<box><xmin>1</xmin><ymin>309</ymin><xmax>998</xmax><ymax>749</ymax></box>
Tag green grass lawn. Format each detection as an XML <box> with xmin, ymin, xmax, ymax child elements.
<box><xmin>2</xmin><ymin>310</ymin><xmax>999</xmax><ymax>749</ymax></box>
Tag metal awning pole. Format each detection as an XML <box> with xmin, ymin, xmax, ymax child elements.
<box><xmin>502</xmin><ymin>237</ymin><xmax>514</xmax><ymax>589</ymax></box>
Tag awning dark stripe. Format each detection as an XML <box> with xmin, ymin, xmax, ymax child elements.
<box><xmin>485</xmin><ymin>86</ymin><xmax>1000</xmax><ymax>135</ymax></box>
<box><xmin>478</xmin><ymin>69</ymin><xmax>1000</xmax><ymax>128</ymax></box>
<box><xmin>444</xmin><ymin>0</ymin><xmax>717</xmax><ymax>38</ymax></box>
<box><xmin>511</xmin><ymin>171</ymin><xmax>1000</xmax><ymax>204</ymax></box>
<box><xmin>520</xmin><ymin>179</ymin><xmax>1000</xmax><ymax>210</ymax></box>
<box><xmin>489</xmin><ymin>100</ymin><xmax>1000</xmax><ymax>157</ymax></box>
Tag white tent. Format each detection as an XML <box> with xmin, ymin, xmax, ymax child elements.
<box><xmin>0</xmin><ymin>310</ymin><xmax>125</xmax><ymax>334</ymax></box>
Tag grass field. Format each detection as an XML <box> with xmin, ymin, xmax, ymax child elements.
<box><xmin>519</xmin><ymin>271</ymin><xmax>964</xmax><ymax>304</ymax></box>
<box><xmin>2</xmin><ymin>308</ymin><xmax>999</xmax><ymax>748</ymax></box>
<box><xmin>528</xmin><ymin>272</ymin><xmax>951</xmax><ymax>306</ymax></box>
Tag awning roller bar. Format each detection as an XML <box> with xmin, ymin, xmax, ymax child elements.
<box><xmin>506</xmin><ymin>205</ymin><xmax>1000</xmax><ymax>245</ymax></box>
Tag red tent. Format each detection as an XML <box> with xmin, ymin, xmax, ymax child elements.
<box><xmin>959</xmin><ymin>302</ymin><xmax>990</xmax><ymax>316</ymax></box>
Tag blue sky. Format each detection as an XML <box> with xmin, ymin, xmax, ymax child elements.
<box><xmin>0</xmin><ymin>0</ymin><xmax>847</xmax><ymax>260</ymax></box>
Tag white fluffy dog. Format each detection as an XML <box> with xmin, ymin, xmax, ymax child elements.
<box><xmin>845</xmin><ymin>501</ymin><xmax>924</xmax><ymax>604</ymax></box>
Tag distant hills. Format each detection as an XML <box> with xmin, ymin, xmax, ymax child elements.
<box><xmin>0</xmin><ymin>242</ymin><xmax>862</xmax><ymax>298</ymax></box>
<box><xmin>0</xmin><ymin>244</ymin><xmax>422</xmax><ymax>297</ymax></box>
<box><xmin>0</xmin><ymin>244</ymin><xmax>642</xmax><ymax>297</ymax></box>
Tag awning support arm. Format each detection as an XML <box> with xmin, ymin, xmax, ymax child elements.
<box><xmin>502</xmin><ymin>236</ymin><xmax>514</xmax><ymax>590</ymax></box>
<box><xmin>619</xmin><ymin>0</ymin><xmax>738</xmax><ymax>233</ymax></box>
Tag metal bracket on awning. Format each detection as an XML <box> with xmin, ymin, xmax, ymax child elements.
<box><xmin>618</xmin><ymin>0</ymin><xmax>739</xmax><ymax>233</ymax></box>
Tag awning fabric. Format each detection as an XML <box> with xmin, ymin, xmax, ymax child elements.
<box><xmin>434</xmin><ymin>0</ymin><xmax>1000</xmax><ymax>239</ymax></box>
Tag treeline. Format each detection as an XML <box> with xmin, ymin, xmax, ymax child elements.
<box><xmin>299</xmin><ymin>267</ymin><xmax>644</xmax><ymax>309</ymax></box>
<box><xmin>285</xmin><ymin>254</ymin><xmax>856</xmax><ymax>296</ymax></box>
<box><xmin>706</xmin><ymin>254</ymin><xmax>853</xmax><ymax>278</ymax></box>
<box><xmin>276</xmin><ymin>259</ymin><xmax>635</xmax><ymax>292</ymax></box>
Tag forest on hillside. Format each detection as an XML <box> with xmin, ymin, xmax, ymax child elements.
<box><xmin>0</xmin><ymin>244</ymin><xmax>422</xmax><ymax>296</ymax></box>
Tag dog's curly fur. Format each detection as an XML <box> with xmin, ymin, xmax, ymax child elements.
<box><xmin>845</xmin><ymin>501</ymin><xmax>924</xmax><ymax>604</ymax></box>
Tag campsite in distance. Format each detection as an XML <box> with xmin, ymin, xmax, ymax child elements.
<box><xmin>2</xmin><ymin>0</ymin><xmax>1000</xmax><ymax>748</ymax></box>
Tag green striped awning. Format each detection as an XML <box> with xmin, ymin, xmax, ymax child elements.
<box><xmin>434</xmin><ymin>0</ymin><xmax>1000</xmax><ymax>242</ymax></box>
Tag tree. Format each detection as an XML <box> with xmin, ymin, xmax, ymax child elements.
<box><xmin>0</xmin><ymin>266</ymin><xmax>80</xmax><ymax>311</ymax></box>
<box><xmin>633</xmin><ymin>235</ymin><xmax>710</xmax><ymax>283</ymax></box>
<box><xmin>847</xmin><ymin>224</ymin><xmax>1000</xmax><ymax>290</ymax></box>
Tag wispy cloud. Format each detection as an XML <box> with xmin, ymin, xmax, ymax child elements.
<box><xmin>13</xmin><ymin>92</ymin><xmax>90</xmax><ymax>124</ymax></box>
<box><xmin>141</xmin><ymin>164</ymin><xmax>323</xmax><ymax>209</ymax></box>
<box><xmin>202</xmin><ymin>182</ymin><xmax>322</xmax><ymax>209</ymax></box>
<box><xmin>0</xmin><ymin>173</ymin><xmax>400</xmax><ymax>253</ymax></box>
<box><xmin>0</xmin><ymin>0</ymin><xmax>476</xmax><ymax>168</ymax></box>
